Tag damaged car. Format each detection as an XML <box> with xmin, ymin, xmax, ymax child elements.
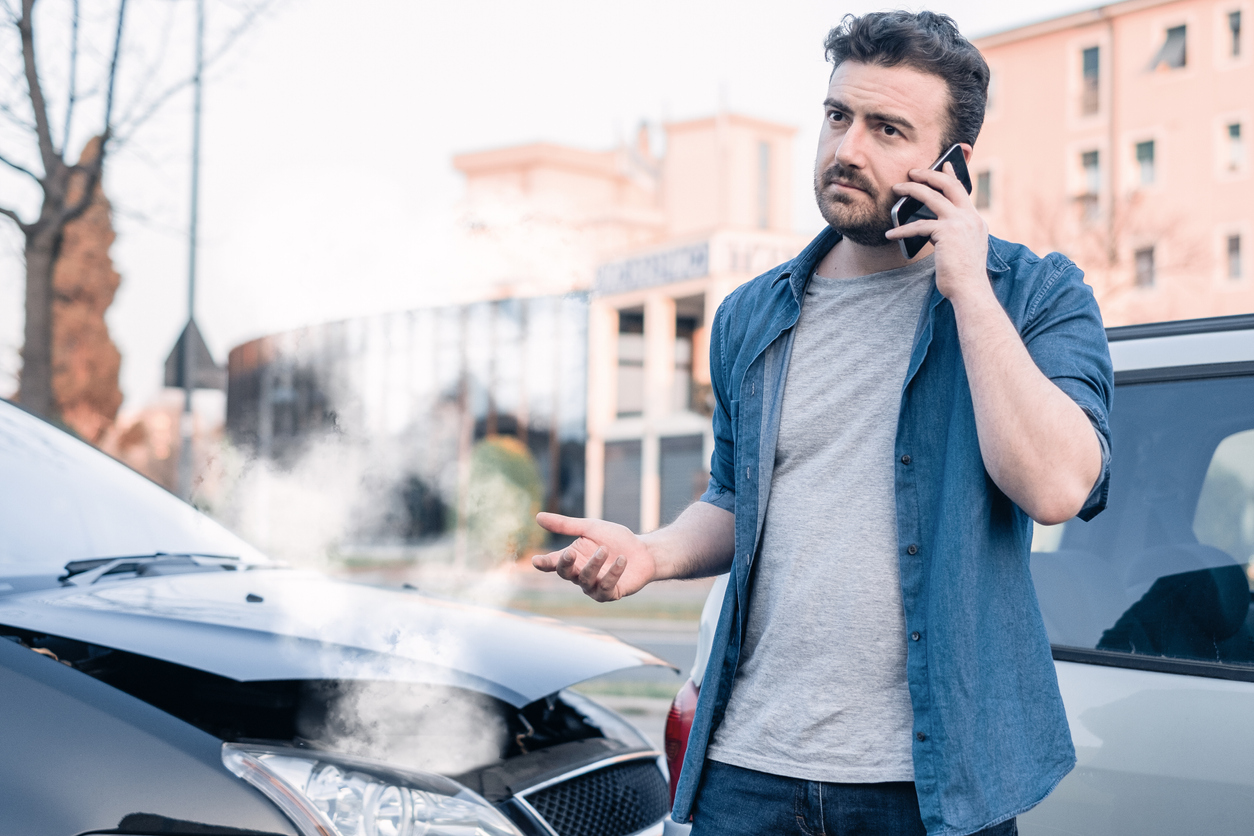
<box><xmin>0</xmin><ymin>397</ymin><xmax>673</xmax><ymax>836</ymax></box>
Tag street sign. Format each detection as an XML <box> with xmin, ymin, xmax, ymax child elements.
<box><xmin>164</xmin><ymin>319</ymin><xmax>225</xmax><ymax>390</ymax></box>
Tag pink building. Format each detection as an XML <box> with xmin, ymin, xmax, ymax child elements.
<box><xmin>973</xmin><ymin>0</ymin><xmax>1252</xmax><ymax>325</ymax></box>
<box><xmin>455</xmin><ymin>115</ymin><xmax>806</xmax><ymax>532</ymax></box>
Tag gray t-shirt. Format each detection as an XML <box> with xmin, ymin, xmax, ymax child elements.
<box><xmin>707</xmin><ymin>255</ymin><xmax>936</xmax><ymax>783</ymax></box>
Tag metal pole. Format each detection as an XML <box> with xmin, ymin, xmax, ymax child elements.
<box><xmin>179</xmin><ymin>0</ymin><xmax>204</xmax><ymax>501</ymax></box>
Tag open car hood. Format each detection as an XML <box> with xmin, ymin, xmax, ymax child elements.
<box><xmin>0</xmin><ymin>569</ymin><xmax>670</xmax><ymax>707</ymax></box>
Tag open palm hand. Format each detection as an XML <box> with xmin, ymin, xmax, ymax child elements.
<box><xmin>531</xmin><ymin>513</ymin><xmax>657</xmax><ymax>602</ymax></box>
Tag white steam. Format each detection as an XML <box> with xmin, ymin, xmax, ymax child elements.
<box><xmin>308</xmin><ymin>680</ymin><xmax>509</xmax><ymax>776</ymax></box>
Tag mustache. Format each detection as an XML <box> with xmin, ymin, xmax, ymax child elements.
<box><xmin>819</xmin><ymin>164</ymin><xmax>878</xmax><ymax>197</ymax></box>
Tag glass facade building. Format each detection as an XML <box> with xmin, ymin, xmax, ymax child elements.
<box><xmin>227</xmin><ymin>295</ymin><xmax>589</xmax><ymax>547</ymax></box>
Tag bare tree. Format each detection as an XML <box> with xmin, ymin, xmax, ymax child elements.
<box><xmin>0</xmin><ymin>0</ymin><xmax>272</xmax><ymax>421</ymax></box>
<box><xmin>1019</xmin><ymin>187</ymin><xmax>1209</xmax><ymax>314</ymax></box>
<box><xmin>1</xmin><ymin>0</ymin><xmax>125</xmax><ymax>420</ymax></box>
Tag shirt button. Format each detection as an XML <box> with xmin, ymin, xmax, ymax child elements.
<box><xmin>911</xmin><ymin>631</ymin><xmax>921</xmax><ymax>641</ymax></box>
<box><xmin>916</xmin><ymin>732</ymin><xmax>927</xmax><ymax>742</ymax></box>
<box><xmin>906</xmin><ymin>544</ymin><xmax>918</xmax><ymax>555</ymax></box>
<box><xmin>901</xmin><ymin>454</ymin><xmax>911</xmax><ymax>465</ymax></box>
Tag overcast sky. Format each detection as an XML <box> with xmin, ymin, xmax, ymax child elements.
<box><xmin>0</xmin><ymin>0</ymin><xmax>1100</xmax><ymax>409</ymax></box>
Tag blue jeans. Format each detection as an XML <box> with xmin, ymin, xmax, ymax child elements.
<box><xmin>690</xmin><ymin>761</ymin><xmax>1017</xmax><ymax>836</ymax></box>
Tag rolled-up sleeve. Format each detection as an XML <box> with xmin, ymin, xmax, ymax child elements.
<box><xmin>1020</xmin><ymin>255</ymin><xmax>1114</xmax><ymax>521</ymax></box>
<box><xmin>699</xmin><ymin>299</ymin><xmax>737</xmax><ymax>514</ymax></box>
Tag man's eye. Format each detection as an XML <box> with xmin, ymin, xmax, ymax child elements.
<box><xmin>827</xmin><ymin>111</ymin><xmax>845</xmax><ymax>123</ymax></box>
<box><xmin>883</xmin><ymin>125</ymin><xmax>899</xmax><ymax>136</ymax></box>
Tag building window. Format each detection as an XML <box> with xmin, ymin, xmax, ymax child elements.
<box><xmin>674</xmin><ymin>317</ymin><xmax>697</xmax><ymax>412</ymax></box>
<box><xmin>1228</xmin><ymin>122</ymin><xmax>1244</xmax><ymax>171</ymax></box>
<box><xmin>1135</xmin><ymin>246</ymin><xmax>1156</xmax><ymax>287</ymax></box>
<box><xmin>1081</xmin><ymin>46</ymin><xmax>1100</xmax><ymax>114</ymax></box>
<box><xmin>975</xmin><ymin>170</ymin><xmax>992</xmax><ymax>209</ymax></box>
<box><xmin>757</xmin><ymin>141</ymin><xmax>771</xmax><ymax>229</ymax></box>
<box><xmin>1080</xmin><ymin>150</ymin><xmax>1100</xmax><ymax>219</ymax></box>
<box><xmin>603</xmin><ymin>440</ymin><xmax>642</xmax><ymax>533</ymax></box>
<box><xmin>659</xmin><ymin>435</ymin><xmax>706</xmax><ymax>526</ymax></box>
<box><xmin>1136</xmin><ymin>140</ymin><xmax>1156</xmax><ymax>185</ymax></box>
<box><xmin>1231</xmin><ymin>10</ymin><xmax>1243</xmax><ymax>58</ymax></box>
<box><xmin>616</xmin><ymin>312</ymin><xmax>644</xmax><ymax>418</ymax></box>
<box><xmin>1229</xmin><ymin>234</ymin><xmax>1243</xmax><ymax>279</ymax></box>
<box><xmin>1082</xmin><ymin>150</ymin><xmax>1101</xmax><ymax>193</ymax></box>
<box><xmin>1150</xmin><ymin>25</ymin><xmax>1188</xmax><ymax>69</ymax></box>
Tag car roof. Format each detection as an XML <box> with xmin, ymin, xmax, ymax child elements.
<box><xmin>1106</xmin><ymin>313</ymin><xmax>1254</xmax><ymax>374</ymax></box>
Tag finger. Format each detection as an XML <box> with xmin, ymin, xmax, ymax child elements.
<box><xmin>593</xmin><ymin>556</ymin><xmax>627</xmax><ymax>600</ymax></box>
<box><xmin>536</xmin><ymin>512</ymin><xmax>591</xmax><ymax>537</ymax></box>
<box><xmin>885</xmin><ymin>219</ymin><xmax>940</xmax><ymax>240</ymax></box>
<box><xmin>577</xmin><ymin>547</ymin><xmax>608</xmax><ymax>589</ymax></box>
<box><xmin>891</xmin><ymin>180</ymin><xmax>954</xmax><ymax>217</ymax></box>
<box><xmin>940</xmin><ymin>162</ymin><xmax>975</xmax><ymax>208</ymax></box>
<box><xmin>531</xmin><ymin>550</ymin><xmax>562</xmax><ymax>572</ymax></box>
<box><xmin>905</xmin><ymin>165</ymin><xmax>972</xmax><ymax>209</ymax></box>
<box><xmin>555</xmin><ymin>547</ymin><xmax>581</xmax><ymax>581</ymax></box>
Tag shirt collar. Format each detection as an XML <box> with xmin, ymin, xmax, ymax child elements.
<box><xmin>773</xmin><ymin>227</ymin><xmax>1015</xmax><ymax>299</ymax></box>
<box><xmin>772</xmin><ymin>226</ymin><xmax>841</xmax><ymax>301</ymax></box>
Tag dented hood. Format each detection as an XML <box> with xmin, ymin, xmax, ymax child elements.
<box><xmin>0</xmin><ymin>569</ymin><xmax>670</xmax><ymax>707</ymax></box>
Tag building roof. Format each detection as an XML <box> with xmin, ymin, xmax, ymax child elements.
<box><xmin>452</xmin><ymin>142</ymin><xmax>623</xmax><ymax>179</ymax></box>
<box><xmin>975</xmin><ymin>0</ymin><xmax>1184</xmax><ymax>49</ymax></box>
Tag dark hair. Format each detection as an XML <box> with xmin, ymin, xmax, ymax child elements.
<box><xmin>824</xmin><ymin>11</ymin><xmax>990</xmax><ymax>150</ymax></box>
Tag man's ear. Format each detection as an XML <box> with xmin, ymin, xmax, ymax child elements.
<box><xmin>959</xmin><ymin>143</ymin><xmax>974</xmax><ymax>164</ymax></box>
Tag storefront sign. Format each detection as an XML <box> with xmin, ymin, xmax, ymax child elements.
<box><xmin>594</xmin><ymin>242</ymin><xmax>709</xmax><ymax>295</ymax></box>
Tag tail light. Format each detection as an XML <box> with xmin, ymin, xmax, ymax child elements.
<box><xmin>664</xmin><ymin>678</ymin><xmax>699</xmax><ymax>805</ymax></box>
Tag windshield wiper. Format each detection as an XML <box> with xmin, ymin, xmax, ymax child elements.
<box><xmin>60</xmin><ymin>553</ymin><xmax>240</xmax><ymax>586</ymax></box>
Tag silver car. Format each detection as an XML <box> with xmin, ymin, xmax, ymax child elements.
<box><xmin>666</xmin><ymin>313</ymin><xmax>1254</xmax><ymax>835</ymax></box>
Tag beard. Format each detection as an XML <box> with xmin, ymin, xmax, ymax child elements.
<box><xmin>813</xmin><ymin>162</ymin><xmax>896</xmax><ymax>247</ymax></box>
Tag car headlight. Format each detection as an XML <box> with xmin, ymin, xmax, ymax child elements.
<box><xmin>222</xmin><ymin>743</ymin><xmax>523</xmax><ymax>836</ymax></box>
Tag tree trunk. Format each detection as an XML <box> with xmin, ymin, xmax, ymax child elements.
<box><xmin>20</xmin><ymin>224</ymin><xmax>60</xmax><ymax>420</ymax></box>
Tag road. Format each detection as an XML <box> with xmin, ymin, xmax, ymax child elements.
<box><xmin>569</xmin><ymin>616</ymin><xmax>700</xmax><ymax>751</ymax></box>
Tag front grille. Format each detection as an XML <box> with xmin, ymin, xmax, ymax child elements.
<box><xmin>526</xmin><ymin>758</ymin><xmax>669</xmax><ymax>836</ymax></box>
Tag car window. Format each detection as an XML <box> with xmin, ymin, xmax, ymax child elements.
<box><xmin>1031</xmin><ymin>371</ymin><xmax>1254</xmax><ymax>672</ymax></box>
<box><xmin>0</xmin><ymin>401</ymin><xmax>268</xmax><ymax>579</ymax></box>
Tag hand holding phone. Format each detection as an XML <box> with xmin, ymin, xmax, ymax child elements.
<box><xmin>890</xmin><ymin>144</ymin><xmax>973</xmax><ymax>260</ymax></box>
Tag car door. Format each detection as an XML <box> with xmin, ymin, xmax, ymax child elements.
<box><xmin>1023</xmin><ymin>360</ymin><xmax>1254</xmax><ymax>835</ymax></box>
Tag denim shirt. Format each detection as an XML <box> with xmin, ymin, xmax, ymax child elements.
<box><xmin>672</xmin><ymin>227</ymin><xmax>1114</xmax><ymax>836</ymax></box>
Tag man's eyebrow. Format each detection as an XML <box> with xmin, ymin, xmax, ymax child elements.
<box><xmin>822</xmin><ymin>98</ymin><xmax>915</xmax><ymax>132</ymax></box>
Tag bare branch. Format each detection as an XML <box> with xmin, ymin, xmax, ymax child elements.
<box><xmin>58</xmin><ymin>153</ymin><xmax>98</xmax><ymax>225</ymax></box>
<box><xmin>114</xmin><ymin>0</ymin><xmax>276</xmax><ymax>145</ymax></box>
<box><xmin>18</xmin><ymin>0</ymin><xmax>56</xmax><ymax>174</ymax></box>
<box><xmin>0</xmin><ymin>204</ymin><xmax>26</xmax><ymax>229</ymax></box>
<box><xmin>58</xmin><ymin>0</ymin><xmax>126</xmax><ymax>228</ymax></box>
<box><xmin>113</xmin><ymin>0</ymin><xmax>178</xmax><ymax>134</ymax></box>
<box><xmin>59</xmin><ymin>0</ymin><xmax>79</xmax><ymax>155</ymax></box>
<box><xmin>110</xmin><ymin>199</ymin><xmax>187</xmax><ymax>237</ymax></box>
<box><xmin>0</xmin><ymin>147</ymin><xmax>40</xmax><ymax>181</ymax></box>
<box><xmin>100</xmin><ymin>0</ymin><xmax>126</xmax><ymax>140</ymax></box>
<box><xmin>0</xmin><ymin>98</ymin><xmax>36</xmax><ymax>132</ymax></box>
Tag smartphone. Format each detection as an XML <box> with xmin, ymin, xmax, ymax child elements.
<box><xmin>890</xmin><ymin>144</ymin><xmax>973</xmax><ymax>260</ymax></box>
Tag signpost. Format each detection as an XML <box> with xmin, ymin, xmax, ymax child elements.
<box><xmin>177</xmin><ymin>0</ymin><xmax>206</xmax><ymax>501</ymax></box>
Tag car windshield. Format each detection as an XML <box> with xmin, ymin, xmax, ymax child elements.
<box><xmin>1032</xmin><ymin>370</ymin><xmax>1254</xmax><ymax>668</ymax></box>
<box><xmin>0</xmin><ymin>400</ymin><xmax>268</xmax><ymax>580</ymax></box>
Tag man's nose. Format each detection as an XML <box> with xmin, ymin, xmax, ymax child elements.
<box><xmin>834</xmin><ymin>121</ymin><xmax>869</xmax><ymax>168</ymax></box>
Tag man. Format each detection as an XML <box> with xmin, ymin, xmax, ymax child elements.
<box><xmin>534</xmin><ymin>11</ymin><xmax>1112</xmax><ymax>836</ymax></box>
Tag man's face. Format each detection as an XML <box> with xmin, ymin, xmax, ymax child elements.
<box><xmin>814</xmin><ymin>61</ymin><xmax>952</xmax><ymax>246</ymax></box>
